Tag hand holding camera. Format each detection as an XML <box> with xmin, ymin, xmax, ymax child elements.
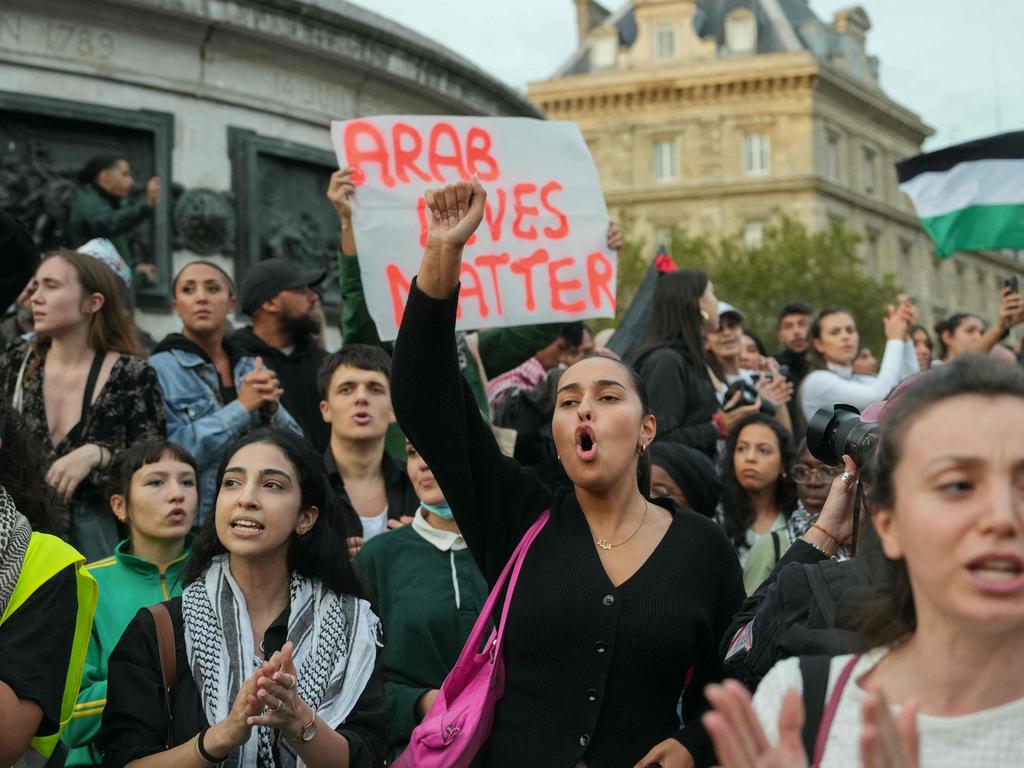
<box><xmin>997</xmin><ymin>276</ymin><xmax>1024</xmax><ymax>332</ymax></box>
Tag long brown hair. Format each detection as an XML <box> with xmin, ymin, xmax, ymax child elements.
<box><xmin>858</xmin><ymin>355</ymin><xmax>1024</xmax><ymax>646</ymax></box>
<box><xmin>32</xmin><ymin>249</ymin><xmax>143</xmax><ymax>361</ymax></box>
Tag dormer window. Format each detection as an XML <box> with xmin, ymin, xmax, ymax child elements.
<box><xmin>591</xmin><ymin>31</ymin><xmax>617</xmax><ymax>70</ymax></box>
<box><xmin>654</xmin><ymin>21</ymin><xmax>677</xmax><ymax>60</ymax></box>
<box><xmin>725</xmin><ymin>10</ymin><xmax>757</xmax><ymax>54</ymax></box>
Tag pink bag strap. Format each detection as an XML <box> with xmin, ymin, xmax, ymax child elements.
<box><xmin>811</xmin><ymin>654</ymin><xmax>861</xmax><ymax>767</ymax></box>
<box><xmin>456</xmin><ymin>509</ymin><xmax>550</xmax><ymax>665</ymax></box>
<box><xmin>492</xmin><ymin>509</ymin><xmax>549</xmax><ymax>652</ymax></box>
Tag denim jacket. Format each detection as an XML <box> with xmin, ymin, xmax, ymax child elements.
<box><xmin>149</xmin><ymin>348</ymin><xmax>302</xmax><ymax>523</ymax></box>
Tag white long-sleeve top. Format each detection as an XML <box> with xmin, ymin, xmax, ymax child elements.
<box><xmin>799</xmin><ymin>339</ymin><xmax>919</xmax><ymax>423</ymax></box>
<box><xmin>753</xmin><ymin>649</ymin><xmax>1024</xmax><ymax>767</ymax></box>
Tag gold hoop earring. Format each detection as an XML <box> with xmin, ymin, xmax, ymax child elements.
<box><xmin>636</xmin><ymin>442</ymin><xmax>646</xmax><ymax>456</ymax></box>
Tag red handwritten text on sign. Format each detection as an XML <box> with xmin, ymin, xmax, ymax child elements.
<box><xmin>332</xmin><ymin>116</ymin><xmax>615</xmax><ymax>341</ymax></box>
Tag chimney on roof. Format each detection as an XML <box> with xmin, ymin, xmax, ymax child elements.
<box><xmin>574</xmin><ymin>0</ymin><xmax>590</xmax><ymax>44</ymax></box>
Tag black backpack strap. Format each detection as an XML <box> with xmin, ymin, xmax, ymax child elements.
<box><xmin>771</xmin><ymin>530</ymin><xmax>781</xmax><ymax>563</ymax></box>
<box><xmin>799</xmin><ymin>655</ymin><xmax>832</xmax><ymax>761</ymax></box>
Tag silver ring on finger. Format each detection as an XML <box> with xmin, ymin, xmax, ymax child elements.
<box><xmin>840</xmin><ymin>472</ymin><xmax>855</xmax><ymax>486</ymax></box>
<box><xmin>269</xmin><ymin>698</ymin><xmax>283</xmax><ymax>713</ymax></box>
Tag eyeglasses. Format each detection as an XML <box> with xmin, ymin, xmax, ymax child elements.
<box><xmin>790</xmin><ymin>465</ymin><xmax>843</xmax><ymax>484</ymax></box>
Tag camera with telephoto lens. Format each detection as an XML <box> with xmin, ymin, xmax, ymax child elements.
<box><xmin>806</xmin><ymin>404</ymin><xmax>879</xmax><ymax>468</ymax></box>
<box><xmin>722</xmin><ymin>380</ymin><xmax>775</xmax><ymax>417</ymax></box>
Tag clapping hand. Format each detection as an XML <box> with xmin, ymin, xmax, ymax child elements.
<box><xmin>860</xmin><ymin>689</ymin><xmax>919</xmax><ymax>768</ymax></box>
<box><xmin>883</xmin><ymin>297</ymin><xmax>916</xmax><ymax>341</ymax></box>
<box><xmin>239</xmin><ymin>356</ymin><xmax>282</xmax><ymax>415</ymax></box>
<box><xmin>703</xmin><ymin>681</ymin><xmax>808</xmax><ymax>768</ymax></box>
<box><xmin>250</xmin><ymin>642</ymin><xmax>316</xmax><ymax>742</ymax></box>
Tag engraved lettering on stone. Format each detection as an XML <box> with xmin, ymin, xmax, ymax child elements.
<box><xmin>44</xmin><ymin>21</ymin><xmax>115</xmax><ymax>61</ymax></box>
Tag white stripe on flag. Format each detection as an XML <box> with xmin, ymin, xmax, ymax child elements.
<box><xmin>898</xmin><ymin>158</ymin><xmax>1024</xmax><ymax>219</ymax></box>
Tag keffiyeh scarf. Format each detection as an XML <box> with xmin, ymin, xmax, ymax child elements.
<box><xmin>182</xmin><ymin>555</ymin><xmax>380</xmax><ymax>768</ymax></box>
<box><xmin>0</xmin><ymin>485</ymin><xmax>32</xmax><ymax>616</ymax></box>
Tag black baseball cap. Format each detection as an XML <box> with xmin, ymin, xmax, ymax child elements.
<box><xmin>239</xmin><ymin>258</ymin><xmax>327</xmax><ymax>315</ymax></box>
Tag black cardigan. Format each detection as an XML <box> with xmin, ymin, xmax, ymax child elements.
<box><xmin>391</xmin><ymin>281</ymin><xmax>744</xmax><ymax>768</ymax></box>
<box><xmin>632</xmin><ymin>343</ymin><xmax>720</xmax><ymax>457</ymax></box>
<box><xmin>97</xmin><ymin>598</ymin><xmax>387</xmax><ymax>768</ymax></box>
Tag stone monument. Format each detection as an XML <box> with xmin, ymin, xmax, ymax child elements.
<box><xmin>0</xmin><ymin>0</ymin><xmax>540</xmax><ymax>341</ymax></box>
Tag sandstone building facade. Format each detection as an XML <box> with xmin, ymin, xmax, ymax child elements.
<box><xmin>528</xmin><ymin>0</ymin><xmax>1018</xmax><ymax>329</ymax></box>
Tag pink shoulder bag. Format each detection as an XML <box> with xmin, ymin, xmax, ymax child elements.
<box><xmin>395</xmin><ymin>509</ymin><xmax>550</xmax><ymax>768</ymax></box>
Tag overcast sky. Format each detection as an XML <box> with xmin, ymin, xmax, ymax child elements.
<box><xmin>347</xmin><ymin>0</ymin><xmax>1023</xmax><ymax>150</ymax></box>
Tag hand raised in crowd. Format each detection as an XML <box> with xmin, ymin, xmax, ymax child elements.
<box><xmin>238</xmin><ymin>356</ymin><xmax>283</xmax><ymax>415</ymax></box>
<box><xmin>387</xmin><ymin>515</ymin><xmax>415</xmax><ymax>530</ymax></box>
<box><xmin>204</xmin><ymin>672</ymin><xmax>263</xmax><ymax>756</ymax></box>
<box><xmin>250</xmin><ymin>642</ymin><xmax>316</xmax><ymax>742</ymax></box>
<box><xmin>883</xmin><ymin>297</ymin><xmax>915</xmax><ymax>341</ymax></box>
<box><xmin>134</xmin><ymin>262</ymin><xmax>158</xmax><ymax>281</ymax></box>
<box><xmin>996</xmin><ymin>285</ymin><xmax>1024</xmax><ymax>332</ymax></box>
<box><xmin>417</xmin><ymin>178</ymin><xmax>487</xmax><ymax>300</ymax></box>
<box><xmin>860</xmin><ymin>688</ymin><xmax>920</xmax><ymax>768</ymax></box>
<box><xmin>722</xmin><ymin>390</ymin><xmax>762</xmax><ymax>433</ymax></box>
<box><xmin>703</xmin><ymin>680</ymin><xmax>808</xmax><ymax>768</ymax></box>
<box><xmin>46</xmin><ymin>443</ymin><xmax>104</xmax><ymax>502</ymax></box>
<box><xmin>803</xmin><ymin>454</ymin><xmax>859</xmax><ymax>554</ymax></box>
<box><xmin>607</xmin><ymin>221</ymin><xmax>624</xmax><ymax>251</ymax></box>
<box><xmin>328</xmin><ymin>167</ymin><xmax>359</xmax><ymax>256</ymax></box>
<box><xmin>145</xmin><ymin>177</ymin><xmax>161</xmax><ymax>208</ymax></box>
<box><xmin>632</xmin><ymin>736</ymin><xmax>696</xmax><ymax>768</ymax></box>
<box><xmin>327</xmin><ymin>167</ymin><xmax>357</xmax><ymax>221</ymax></box>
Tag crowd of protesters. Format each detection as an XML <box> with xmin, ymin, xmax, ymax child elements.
<box><xmin>0</xmin><ymin>156</ymin><xmax>1022</xmax><ymax>768</ymax></box>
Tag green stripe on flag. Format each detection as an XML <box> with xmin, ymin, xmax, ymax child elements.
<box><xmin>922</xmin><ymin>203</ymin><xmax>1024</xmax><ymax>259</ymax></box>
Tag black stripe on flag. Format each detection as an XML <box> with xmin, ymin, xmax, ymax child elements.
<box><xmin>896</xmin><ymin>130</ymin><xmax>1024</xmax><ymax>183</ymax></box>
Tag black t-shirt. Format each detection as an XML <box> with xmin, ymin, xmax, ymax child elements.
<box><xmin>97</xmin><ymin>597</ymin><xmax>386</xmax><ymax>768</ymax></box>
<box><xmin>0</xmin><ymin>566</ymin><xmax>78</xmax><ymax>735</ymax></box>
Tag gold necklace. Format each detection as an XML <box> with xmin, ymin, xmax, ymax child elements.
<box><xmin>594</xmin><ymin>499</ymin><xmax>649</xmax><ymax>551</ymax></box>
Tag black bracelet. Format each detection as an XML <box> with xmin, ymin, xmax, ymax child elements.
<box><xmin>197</xmin><ymin>727</ymin><xmax>225</xmax><ymax>765</ymax></box>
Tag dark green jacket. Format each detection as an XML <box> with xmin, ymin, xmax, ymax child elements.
<box><xmin>62</xmin><ymin>538</ymin><xmax>190</xmax><ymax>766</ymax></box>
<box><xmin>354</xmin><ymin>515</ymin><xmax>487</xmax><ymax>752</ymax></box>
<box><xmin>66</xmin><ymin>184</ymin><xmax>151</xmax><ymax>263</ymax></box>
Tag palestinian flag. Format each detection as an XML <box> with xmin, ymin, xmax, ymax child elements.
<box><xmin>896</xmin><ymin>130</ymin><xmax>1024</xmax><ymax>258</ymax></box>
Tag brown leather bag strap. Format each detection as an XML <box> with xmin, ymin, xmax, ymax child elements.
<box><xmin>147</xmin><ymin>603</ymin><xmax>176</xmax><ymax>748</ymax></box>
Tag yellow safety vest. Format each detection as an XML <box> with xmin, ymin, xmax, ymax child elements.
<box><xmin>1</xmin><ymin>533</ymin><xmax>97</xmax><ymax>762</ymax></box>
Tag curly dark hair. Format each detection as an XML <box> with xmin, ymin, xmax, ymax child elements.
<box><xmin>0</xmin><ymin>399</ymin><xmax>62</xmax><ymax>535</ymax></box>
<box><xmin>183</xmin><ymin>428</ymin><xmax>364</xmax><ymax>599</ymax></box>
<box><xmin>719</xmin><ymin>413</ymin><xmax>799</xmax><ymax>549</ymax></box>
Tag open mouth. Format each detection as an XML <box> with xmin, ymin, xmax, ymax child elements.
<box><xmin>575</xmin><ymin>425</ymin><xmax>597</xmax><ymax>461</ymax></box>
<box><xmin>230</xmin><ymin>518</ymin><xmax>265</xmax><ymax>536</ymax></box>
<box><xmin>352</xmin><ymin>412</ymin><xmax>372</xmax><ymax>426</ymax></box>
<box><xmin>967</xmin><ymin>554</ymin><xmax>1024</xmax><ymax>591</ymax></box>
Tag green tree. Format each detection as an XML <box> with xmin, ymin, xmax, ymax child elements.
<box><xmin>607</xmin><ymin>216</ymin><xmax>905</xmax><ymax>354</ymax></box>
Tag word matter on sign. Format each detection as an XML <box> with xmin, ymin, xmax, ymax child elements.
<box><xmin>331</xmin><ymin>116</ymin><xmax>617</xmax><ymax>341</ymax></box>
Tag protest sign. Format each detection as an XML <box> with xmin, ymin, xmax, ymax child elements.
<box><xmin>330</xmin><ymin>116</ymin><xmax>616</xmax><ymax>341</ymax></box>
